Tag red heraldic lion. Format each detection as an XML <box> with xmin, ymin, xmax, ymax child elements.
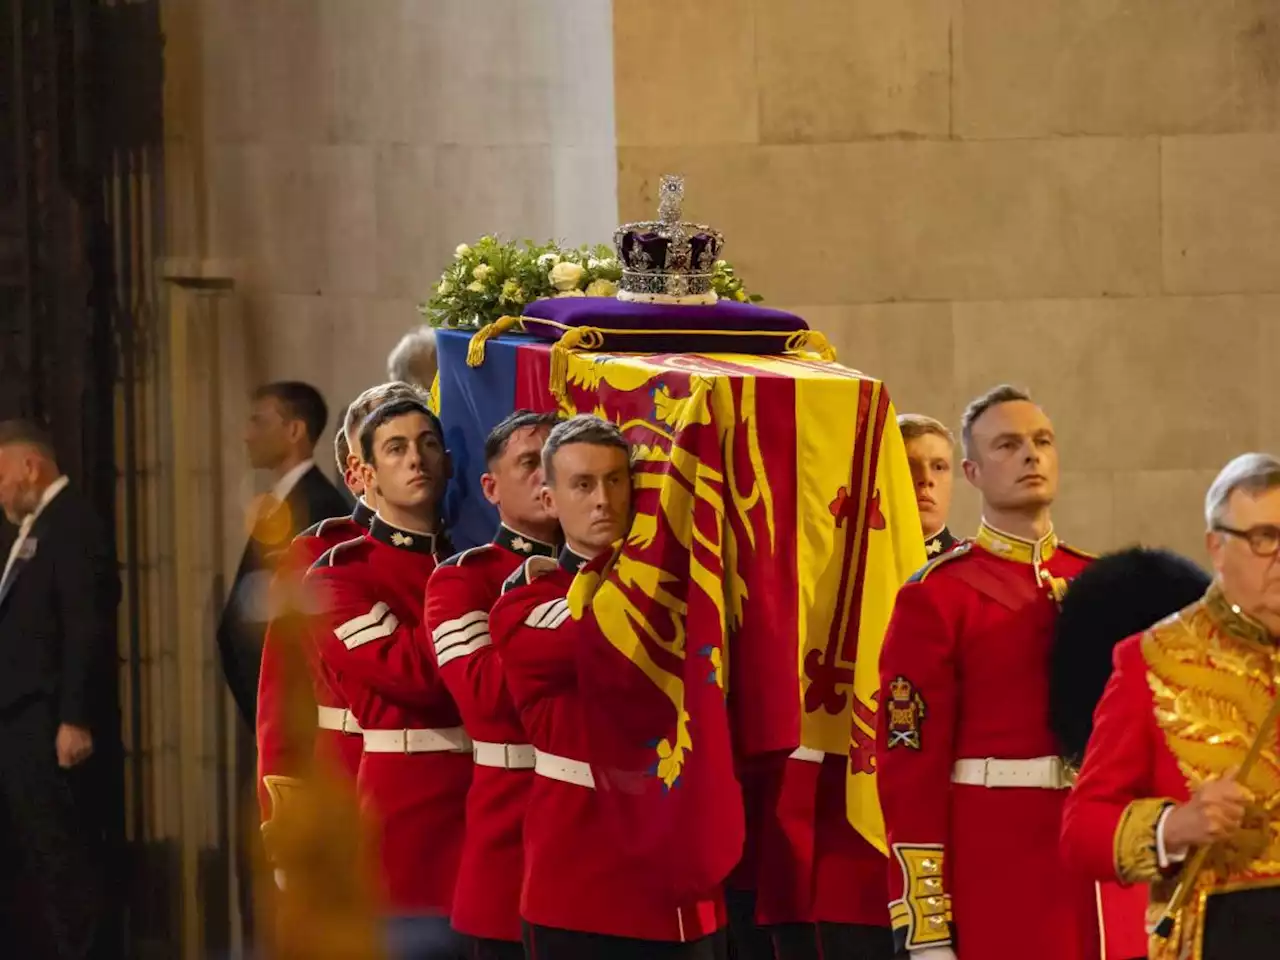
<box><xmin>256</xmin><ymin>502</ymin><xmax>373</xmax><ymax>825</ymax></box>
<box><xmin>423</xmin><ymin>525</ymin><xmax>557</xmax><ymax>942</ymax></box>
<box><xmin>308</xmin><ymin>515</ymin><xmax>471</xmax><ymax>916</ymax></box>
<box><xmin>876</xmin><ymin>523</ymin><xmax>1102</xmax><ymax>959</ymax></box>
<box><xmin>489</xmin><ymin>548</ymin><xmax>725</xmax><ymax>943</ymax></box>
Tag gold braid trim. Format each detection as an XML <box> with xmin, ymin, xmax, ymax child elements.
<box><xmin>889</xmin><ymin>843</ymin><xmax>952</xmax><ymax>949</ymax></box>
<box><xmin>465</xmin><ymin>314</ymin><xmax>524</xmax><ymax>367</ymax></box>
<box><xmin>1114</xmin><ymin>797</ymin><xmax>1175</xmax><ymax>884</ymax></box>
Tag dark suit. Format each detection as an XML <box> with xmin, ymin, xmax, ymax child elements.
<box><xmin>216</xmin><ymin>464</ymin><xmax>349</xmax><ymax>727</ymax></box>
<box><xmin>0</xmin><ymin>482</ymin><xmax>120</xmax><ymax>959</ymax></box>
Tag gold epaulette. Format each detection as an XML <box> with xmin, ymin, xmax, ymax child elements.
<box><xmin>888</xmin><ymin>843</ymin><xmax>953</xmax><ymax>950</ymax></box>
<box><xmin>908</xmin><ymin>541</ymin><xmax>972</xmax><ymax>583</ymax></box>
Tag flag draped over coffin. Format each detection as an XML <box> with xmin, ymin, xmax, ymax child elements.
<box><xmin>554</xmin><ymin>348</ymin><xmax>926</xmax><ymax>894</ymax></box>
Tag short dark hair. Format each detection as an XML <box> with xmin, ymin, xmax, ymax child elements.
<box><xmin>541</xmin><ymin>414</ymin><xmax>629</xmax><ymax>483</ymax></box>
<box><xmin>0</xmin><ymin>419</ymin><xmax>56</xmax><ymax>462</ymax></box>
<box><xmin>484</xmin><ymin>410</ymin><xmax>559</xmax><ymax>466</ymax></box>
<box><xmin>359</xmin><ymin>398</ymin><xmax>443</xmax><ymax>464</ymax></box>
<box><xmin>333</xmin><ymin>428</ymin><xmax>350</xmax><ymax>475</ymax></box>
<box><xmin>960</xmin><ymin>384</ymin><xmax>1034</xmax><ymax>459</ymax></box>
<box><xmin>254</xmin><ymin>381</ymin><xmax>329</xmax><ymax>445</ymax></box>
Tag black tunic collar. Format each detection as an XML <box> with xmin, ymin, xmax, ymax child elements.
<box><xmin>494</xmin><ymin>523</ymin><xmax>558</xmax><ymax>559</ymax></box>
<box><xmin>352</xmin><ymin>498</ymin><xmax>375</xmax><ymax>530</ymax></box>
<box><xmin>559</xmin><ymin>546</ymin><xmax>592</xmax><ymax>574</ymax></box>
<box><xmin>370</xmin><ymin>514</ymin><xmax>444</xmax><ymax>557</ymax></box>
<box><xmin>925</xmin><ymin>527</ymin><xmax>957</xmax><ymax>558</ymax></box>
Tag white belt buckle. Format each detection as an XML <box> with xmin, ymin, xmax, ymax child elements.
<box><xmin>341</xmin><ymin>710</ymin><xmax>356</xmax><ymax>735</ymax></box>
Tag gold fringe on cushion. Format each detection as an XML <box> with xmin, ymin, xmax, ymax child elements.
<box><xmin>549</xmin><ymin>326</ymin><xmax>606</xmax><ymax>404</ymax></box>
<box><xmin>785</xmin><ymin>330</ymin><xmax>838</xmax><ymax>362</ymax></box>
<box><xmin>466</xmin><ymin>314</ymin><xmax>524</xmax><ymax>367</ymax></box>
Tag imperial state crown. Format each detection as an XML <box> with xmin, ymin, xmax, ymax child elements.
<box><xmin>614</xmin><ymin>174</ymin><xmax>724</xmax><ymax>305</ymax></box>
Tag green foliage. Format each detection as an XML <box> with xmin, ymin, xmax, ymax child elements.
<box><xmin>419</xmin><ymin>237</ymin><xmax>759</xmax><ymax>329</ymax></box>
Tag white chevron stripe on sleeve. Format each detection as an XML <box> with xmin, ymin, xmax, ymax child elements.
<box><xmin>433</xmin><ymin>612</ymin><xmax>491</xmax><ymax>664</ymax></box>
<box><xmin>431</xmin><ymin>611</ymin><xmax>488</xmax><ymax>649</ymax></box>
<box><xmin>436</xmin><ymin>635</ymin><xmax>492</xmax><ymax>668</ymax></box>
<box><xmin>525</xmin><ymin>598</ymin><xmax>570</xmax><ymax>630</ymax></box>
<box><xmin>335</xmin><ymin>602</ymin><xmax>391</xmax><ymax>641</ymax></box>
<box><xmin>342</xmin><ymin>612</ymin><xmax>400</xmax><ymax>650</ymax></box>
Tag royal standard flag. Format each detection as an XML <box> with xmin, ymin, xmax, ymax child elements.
<box><xmin>549</xmin><ymin>346</ymin><xmax>925</xmax><ymax>892</ymax></box>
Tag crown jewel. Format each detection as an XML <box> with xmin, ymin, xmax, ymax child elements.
<box><xmin>614</xmin><ymin>175</ymin><xmax>725</xmax><ymax>305</ymax></box>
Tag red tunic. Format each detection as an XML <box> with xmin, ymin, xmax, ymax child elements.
<box><xmin>876</xmin><ymin>522</ymin><xmax>1099</xmax><ymax>959</ymax></box>
<box><xmin>422</xmin><ymin>525</ymin><xmax>557</xmax><ymax>942</ymax></box>
<box><xmin>255</xmin><ymin>508</ymin><xmax>370</xmax><ymax>823</ymax></box>
<box><xmin>309</xmin><ymin>516</ymin><xmax>471</xmax><ymax>916</ymax></box>
<box><xmin>1061</xmin><ymin>588</ymin><xmax>1280</xmax><ymax>959</ymax></box>
<box><xmin>489</xmin><ymin>548</ymin><xmax>725</xmax><ymax>942</ymax></box>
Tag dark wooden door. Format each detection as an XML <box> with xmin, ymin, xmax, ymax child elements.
<box><xmin>0</xmin><ymin>1</ymin><xmax>166</xmax><ymax>956</ymax></box>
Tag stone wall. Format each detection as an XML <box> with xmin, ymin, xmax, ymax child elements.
<box><xmin>192</xmin><ymin>0</ymin><xmax>618</xmax><ymax>475</ymax></box>
<box><xmin>614</xmin><ymin>0</ymin><xmax>1280</xmax><ymax>560</ymax></box>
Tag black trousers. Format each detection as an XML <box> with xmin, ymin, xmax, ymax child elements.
<box><xmin>769</xmin><ymin>922</ymin><xmax>893</xmax><ymax>960</ymax></box>
<box><xmin>0</xmin><ymin>702</ymin><xmax>100</xmax><ymax>960</ymax></box>
<box><xmin>1202</xmin><ymin>886</ymin><xmax>1280</xmax><ymax>960</ymax></box>
<box><xmin>523</xmin><ymin>923</ymin><xmax>729</xmax><ymax>960</ymax></box>
<box><xmin>461</xmin><ymin>935</ymin><xmax>524</xmax><ymax>960</ymax></box>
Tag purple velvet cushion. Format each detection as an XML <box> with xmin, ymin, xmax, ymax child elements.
<box><xmin>520</xmin><ymin>297</ymin><xmax>808</xmax><ymax>355</ymax></box>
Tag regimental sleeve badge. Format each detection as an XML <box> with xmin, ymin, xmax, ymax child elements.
<box><xmin>886</xmin><ymin>675</ymin><xmax>926</xmax><ymax>750</ymax></box>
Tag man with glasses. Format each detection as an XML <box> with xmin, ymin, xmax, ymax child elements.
<box><xmin>1062</xmin><ymin>452</ymin><xmax>1280</xmax><ymax>960</ymax></box>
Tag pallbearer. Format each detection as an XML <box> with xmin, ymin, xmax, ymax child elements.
<box><xmin>310</xmin><ymin>398</ymin><xmax>471</xmax><ymax>959</ymax></box>
<box><xmin>424</xmin><ymin>411</ymin><xmax>560</xmax><ymax>959</ymax></box>
<box><xmin>898</xmin><ymin>413</ymin><xmax>959</xmax><ymax>557</ymax></box>
<box><xmin>256</xmin><ymin>381</ymin><xmax>428</xmax><ymax>832</ymax></box>
<box><xmin>490</xmin><ymin>415</ymin><xmax>727</xmax><ymax>959</ymax></box>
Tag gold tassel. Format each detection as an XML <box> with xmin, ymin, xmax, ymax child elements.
<box><xmin>548</xmin><ymin>326</ymin><xmax>606</xmax><ymax>405</ymax></box>
<box><xmin>786</xmin><ymin>330</ymin><xmax>838</xmax><ymax>362</ymax></box>
<box><xmin>466</xmin><ymin>315</ymin><xmax>523</xmax><ymax>367</ymax></box>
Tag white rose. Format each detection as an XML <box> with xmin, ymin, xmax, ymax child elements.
<box><xmin>537</xmin><ymin>252</ymin><xmax>561</xmax><ymax>268</ymax></box>
<box><xmin>456</xmin><ymin>243</ymin><xmax>471</xmax><ymax>258</ymax></box>
<box><xmin>549</xmin><ymin>261</ymin><xmax>586</xmax><ymax>292</ymax></box>
<box><xmin>437</xmin><ymin>279</ymin><xmax>454</xmax><ymax>295</ymax></box>
<box><xmin>466</xmin><ymin>281</ymin><xmax>485</xmax><ymax>293</ymax></box>
<box><xmin>472</xmin><ymin>264</ymin><xmax>492</xmax><ymax>283</ymax></box>
<box><xmin>585</xmin><ymin>278</ymin><xmax>617</xmax><ymax>298</ymax></box>
<box><xmin>588</xmin><ymin>258</ymin><xmax>603</xmax><ymax>270</ymax></box>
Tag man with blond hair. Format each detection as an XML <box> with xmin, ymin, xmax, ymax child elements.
<box><xmin>897</xmin><ymin>414</ymin><xmax>959</xmax><ymax>558</ymax></box>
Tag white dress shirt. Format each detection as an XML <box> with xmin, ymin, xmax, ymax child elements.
<box><xmin>271</xmin><ymin>458</ymin><xmax>314</xmax><ymax>504</ymax></box>
<box><xmin>1</xmin><ymin>475</ymin><xmax>70</xmax><ymax>592</ymax></box>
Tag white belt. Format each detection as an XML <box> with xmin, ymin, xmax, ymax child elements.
<box><xmin>362</xmin><ymin>727</ymin><xmax>472</xmax><ymax>755</ymax></box>
<box><xmin>788</xmin><ymin>746</ymin><xmax>828</xmax><ymax>763</ymax></box>
<box><xmin>952</xmin><ymin>756</ymin><xmax>1072</xmax><ymax>790</ymax></box>
<box><xmin>473</xmin><ymin>740</ymin><xmax>536</xmax><ymax>770</ymax></box>
<box><xmin>316</xmin><ymin>706</ymin><xmax>362</xmax><ymax>735</ymax></box>
<box><xmin>533</xmin><ymin>749</ymin><xmax>594</xmax><ymax>788</ymax></box>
